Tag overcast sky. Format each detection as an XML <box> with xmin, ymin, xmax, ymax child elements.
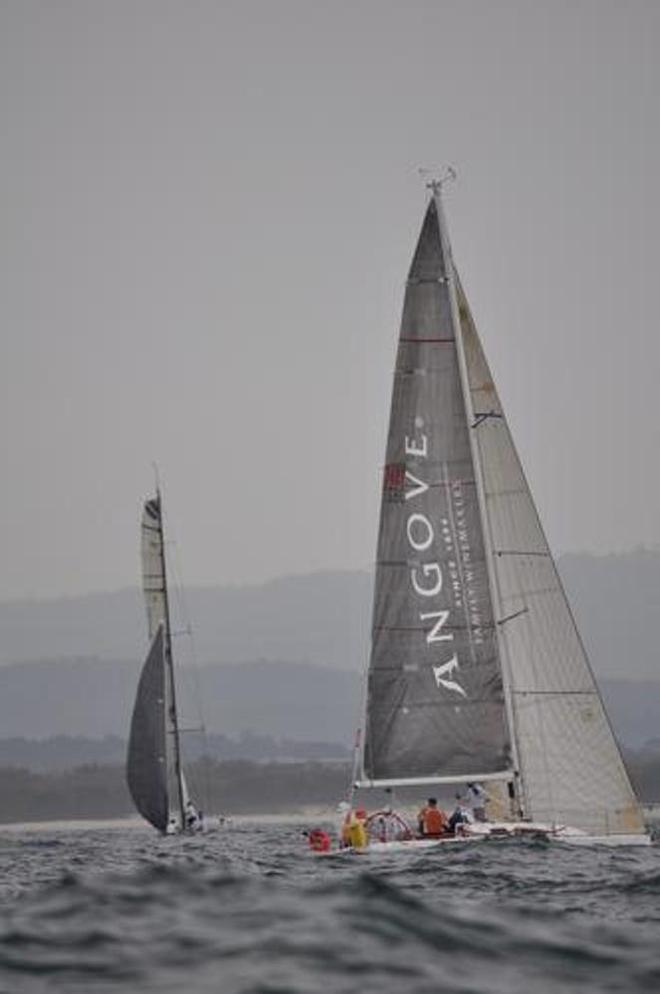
<box><xmin>1</xmin><ymin>0</ymin><xmax>659</xmax><ymax>601</ymax></box>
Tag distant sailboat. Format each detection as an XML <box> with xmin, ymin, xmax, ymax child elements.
<box><xmin>127</xmin><ymin>491</ymin><xmax>202</xmax><ymax>834</ymax></box>
<box><xmin>348</xmin><ymin>176</ymin><xmax>649</xmax><ymax>847</ymax></box>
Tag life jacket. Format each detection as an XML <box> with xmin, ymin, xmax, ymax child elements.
<box><xmin>341</xmin><ymin>820</ymin><xmax>352</xmax><ymax>847</ymax></box>
<box><xmin>347</xmin><ymin>818</ymin><xmax>368</xmax><ymax>850</ymax></box>
<box><xmin>420</xmin><ymin>806</ymin><xmax>448</xmax><ymax>836</ymax></box>
<box><xmin>308</xmin><ymin>829</ymin><xmax>331</xmax><ymax>852</ymax></box>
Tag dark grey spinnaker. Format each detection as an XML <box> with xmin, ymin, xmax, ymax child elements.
<box><xmin>126</xmin><ymin>624</ymin><xmax>169</xmax><ymax>832</ymax></box>
<box><xmin>359</xmin><ymin>197</ymin><xmax>512</xmax><ymax>785</ymax></box>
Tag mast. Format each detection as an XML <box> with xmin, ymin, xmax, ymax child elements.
<box><xmin>432</xmin><ymin>175</ymin><xmax>525</xmax><ymax>818</ymax></box>
<box><xmin>156</xmin><ymin>485</ymin><xmax>187</xmax><ymax>831</ymax></box>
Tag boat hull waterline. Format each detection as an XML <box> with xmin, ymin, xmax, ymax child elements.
<box><xmin>315</xmin><ymin>820</ymin><xmax>653</xmax><ymax>855</ymax></box>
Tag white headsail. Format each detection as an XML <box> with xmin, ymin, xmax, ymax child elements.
<box><xmin>141</xmin><ymin>496</ymin><xmax>167</xmax><ymax>639</ymax></box>
<box><xmin>456</xmin><ymin>276</ymin><xmax>644</xmax><ymax>836</ymax></box>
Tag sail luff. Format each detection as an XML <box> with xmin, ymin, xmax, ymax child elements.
<box><xmin>434</xmin><ymin>193</ymin><xmax>522</xmax><ymax>817</ymax></box>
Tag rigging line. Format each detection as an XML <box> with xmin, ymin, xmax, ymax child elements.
<box><xmin>155</xmin><ymin>490</ymin><xmax>186</xmax><ymax>830</ymax></box>
<box><xmin>168</xmin><ymin>537</ymin><xmax>212</xmax><ymax>813</ymax></box>
<box><xmin>511</xmin><ymin>689</ymin><xmax>600</xmax><ymax>696</ymax></box>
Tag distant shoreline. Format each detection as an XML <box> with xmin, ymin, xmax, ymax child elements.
<box><xmin>0</xmin><ymin>808</ymin><xmax>341</xmax><ymax>833</ymax></box>
<box><xmin>2</xmin><ymin>804</ymin><xmax>658</xmax><ymax>833</ymax></box>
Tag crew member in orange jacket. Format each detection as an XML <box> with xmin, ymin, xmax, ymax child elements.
<box><xmin>417</xmin><ymin>797</ymin><xmax>449</xmax><ymax>837</ymax></box>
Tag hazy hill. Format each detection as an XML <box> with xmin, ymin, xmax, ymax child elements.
<box><xmin>0</xmin><ymin>553</ymin><xmax>659</xmax><ymax>750</ymax></box>
<box><xmin>559</xmin><ymin>549</ymin><xmax>660</xmax><ymax>684</ymax></box>
<box><xmin>1</xmin><ymin>552</ymin><xmax>659</xmax><ymax>678</ymax></box>
<box><xmin>0</xmin><ymin>732</ymin><xmax>350</xmax><ymax>772</ymax></box>
<box><xmin>0</xmin><ymin>658</ymin><xmax>657</xmax><ymax>751</ymax></box>
<box><xmin>0</xmin><ymin>658</ymin><xmax>361</xmax><ymax>743</ymax></box>
<box><xmin>0</xmin><ymin>571</ymin><xmax>372</xmax><ymax>670</ymax></box>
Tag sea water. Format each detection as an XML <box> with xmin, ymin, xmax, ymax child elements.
<box><xmin>1</xmin><ymin>819</ymin><xmax>659</xmax><ymax>993</ymax></box>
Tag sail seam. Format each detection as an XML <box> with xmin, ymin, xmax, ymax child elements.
<box><xmin>512</xmin><ymin>690</ymin><xmax>600</xmax><ymax>696</ymax></box>
<box><xmin>495</xmin><ymin>550</ymin><xmax>551</xmax><ymax>557</ymax></box>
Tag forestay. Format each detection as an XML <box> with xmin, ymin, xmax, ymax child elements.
<box><xmin>360</xmin><ymin>199</ymin><xmax>512</xmax><ymax>785</ymax></box>
<box><xmin>456</xmin><ymin>279</ymin><xmax>645</xmax><ymax>836</ymax></box>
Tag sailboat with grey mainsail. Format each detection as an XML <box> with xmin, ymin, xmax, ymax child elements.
<box><xmin>351</xmin><ymin>176</ymin><xmax>649</xmax><ymax>847</ymax></box>
<box><xmin>126</xmin><ymin>491</ymin><xmax>201</xmax><ymax>834</ymax></box>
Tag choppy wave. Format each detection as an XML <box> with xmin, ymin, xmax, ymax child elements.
<box><xmin>1</xmin><ymin>823</ymin><xmax>659</xmax><ymax>993</ymax></box>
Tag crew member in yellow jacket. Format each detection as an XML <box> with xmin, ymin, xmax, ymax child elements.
<box><xmin>341</xmin><ymin>808</ymin><xmax>369</xmax><ymax>850</ymax></box>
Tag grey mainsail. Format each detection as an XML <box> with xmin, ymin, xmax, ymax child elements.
<box><xmin>456</xmin><ymin>278</ymin><xmax>645</xmax><ymax>836</ymax></box>
<box><xmin>359</xmin><ymin>198</ymin><xmax>512</xmax><ymax>785</ymax></box>
<box><xmin>126</xmin><ymin>624</ymin><xmax>168</xmax><ymax>832</ymax></box>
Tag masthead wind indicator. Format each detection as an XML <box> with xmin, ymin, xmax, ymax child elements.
<box><xmin>418</xmin><ymin>165</ymin><xmax>457</xmax><ymax>197</ymax></box>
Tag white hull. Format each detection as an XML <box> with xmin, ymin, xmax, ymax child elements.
<box><xmin>463</xmin><ymin>820</ymin><xmax>652</xmax><ymax>846</ymax></box>
<box><xmin>554</xmin><ymin>833</ymin><xmax>652</xmax><ymax>847</ymax></box>
<box><xmin>319</xmin><ymin>820</ymin><xmax>652</xmax><ymax>854</ymax></box>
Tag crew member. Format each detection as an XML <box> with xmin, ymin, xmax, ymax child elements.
<box><xmin>306</xmin><ymin>828</ymin><xmax>332</xmax><ymax>853</ymax></box>
<box><xmin>185</xmin><ymin>801</ymin><xmax>199</xmax><ymax>831</ymax></box>
<box><xmin>343</xmin><ymin>808</ymin><xmax>368</xmax><ymax>849</ymax></box>
<box><xmin>466</xmin><ymin>782</ymin><xmax>489</xmax><ymax>822</ymax></box>
<box><xmin>448</xmin><ymin>796</ymin><xmax>472</xmax><ymax>834</ymax></box>
<box><xmin>417</xmin><ymin>797</ymin><xmax>449</xmax><ymax>837</ymax></box>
